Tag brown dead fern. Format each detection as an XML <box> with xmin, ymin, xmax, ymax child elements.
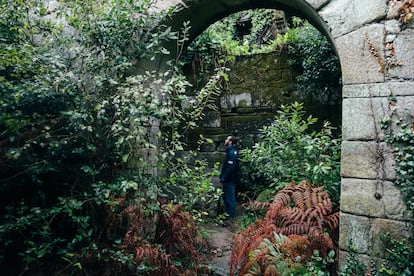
<box><xmin>154</xmin><ymin>203</ymin><xmax>210</xmax><ymax>273</ymax></box>
<box><xmin>399</xmin><ymin>0</ymin><xmax>414</xmax><ymax>24</ymax></box>
<box><xmin>230</xmin><ymin>181</ymin><xmax>339</xmax><ymax>275</ymax></box>
<box><xmin>118</xmin><ymin>201</ymin><xmax>210</xmax><ymax>275</ymax></box>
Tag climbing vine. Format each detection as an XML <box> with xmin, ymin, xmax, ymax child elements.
<box><xmin>381</xmin><ymin>96</ymin><xmax>414</xmax><ymax>218</ymax></box>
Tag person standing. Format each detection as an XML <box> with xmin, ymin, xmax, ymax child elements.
<box><xmin>219</xmin><ymin>135</ymin><xmax>239</xmax><ymax>221</ymax></box>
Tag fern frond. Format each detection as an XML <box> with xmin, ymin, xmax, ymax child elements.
<box><xmin>244</xmin><ymin>200</ymin><xmax>272</xmax><ymax>210</ymax></box>
<box><xmin>264</xmin><ymin>264</ymin><xmax>278</xmax><ymax>276</ymax></box>
<box><xmin>279</xmin><ymin>223</ymin><xmax>310</xmax><ymax>236</ymax></box>
<box><xmin>292</xmin><ymin>190</ymin><xmax>305</xmax><ymax>210</ymax></box>
<box><xmin>230</xmin><ymin>219</ymin><xmax>279</xmax><ymax>275</ymax></box>
<box><xmin>324</xmin><ymin>212</ymin><xmax>340</xmax><ymax>231</ymax></box>
<box><xmin>281</xmin><ymin>206</ymin><xmax>305</xmax><ymax>227</ymax></box>
<box><xmin>240</xmin><ymin>243</ymin><xmax>269</xmax><ymax>275</ymax></box>
<box><xmin>272</xmin><ymin>189</ymin><xmax>291</xmax><ymax>205</ymax></box>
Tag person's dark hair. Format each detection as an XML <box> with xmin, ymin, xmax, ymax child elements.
<box><xmin>229</xmin><ymin>135</ymin><xmax>238</xmax><ymax>145</ymax></box>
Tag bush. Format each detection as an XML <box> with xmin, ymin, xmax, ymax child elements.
<box><xmin>240</xmin><ymin>102</ymin><xmax>341</xmax><ymax>205</ymax></box>
<box><xmin>286</xmin><ymin>19</ymin><xmax>341</xmax><ymax>105</ymax></box>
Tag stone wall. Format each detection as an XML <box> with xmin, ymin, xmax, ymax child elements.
<box><xmin>185</xmin><ymin>50</ymin><xmax>295</xmax><ymax>152</ymax></box>
<box><xmin>184</xmin><ymin>50</ymin><xmax>340</xmax><ymax>165</ymax></box>
<box><xmin>333</xmin><ymin>2</ymin><xmax>414</xmax><ymax>266</ymax></box>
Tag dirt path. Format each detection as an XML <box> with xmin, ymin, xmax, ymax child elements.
<box><xmin>205</xmin><ymin>225</ymin><xmax>234</xmax><ymax>276</ymax></box>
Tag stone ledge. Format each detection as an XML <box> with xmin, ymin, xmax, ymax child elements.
<box><xmin>343</xmin><ymin>81</ymin><xmax>414</xmax><ymax>98</ymax></box>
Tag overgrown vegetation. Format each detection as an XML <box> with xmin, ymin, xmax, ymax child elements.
<box><xmin>378</xmin><ymin>232</ymin><xmax>414</xmax><ymax>275</ymax></box>
<box><xmin>184</xmin><ymin>11</ymin><xmax>341</xmax><ymax>107</ymax></box>
<box><xmin>0</xmin><ymin>0</ymin><xmax>221</xmax><ymax>274</ymax></box>
<box><xmin>285</xmin><ymin>19</ymin><xmax>341</xmax><ymax>105</ymax></box>
<box><xmin>376</xmin><ymin>96</ymin><xmax>414</xmax><ymax>275</ymax></box>
<box><xmin>230</xmin><ymin>181</ymin><xmax>339</xmax><ymax>275</ymax></box>
<box><xmin>240</xmin><ymin>102</ymin><xmax>341</xmax><ymax>204</ymax></box>
<box><xmin>5</xmin><ymin>1</ymin><xmax>410</xmax><ymax>275</ymax></box>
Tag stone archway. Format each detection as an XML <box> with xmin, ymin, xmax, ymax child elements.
<box><xmin>155</xmin><ymin>0</ymin><xmax>414</xmax><ymax>268</ymax></box>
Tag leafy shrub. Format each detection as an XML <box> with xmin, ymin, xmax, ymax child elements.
<box><xmin>286</xmin><ymin>19</ymin><xmax>341</xmax><ymax>105</ymax></box>
<box><xmin>338</xmin><ymin>242</ymin><xmax>367</xmax><ymax>276</ymax></box>
<box><xmin>378</xmin><ymin>233</ymin><xmax>414</xmax><ymax>275</ymax></box>
<box><xmin>240</xmin><ymin>102</ymin><xmax>341</xmax><ymax>205</ymax></box>
<box><xmin>160</xmin><ymin>157</ymin><xmax>222</xmax><ymax>222</ymax></box>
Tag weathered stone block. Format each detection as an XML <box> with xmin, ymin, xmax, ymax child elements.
<box><xmin>320</xmin><ymin>0</ymin><xmax>387</xmax><ymax>38</ymax></box>
<box><xmin>389</xmin><ymin>34</ymin><xmax>414</xmax><ymax>79</ymax></box>
<box><xmin>387</xmin><ymin>2</ymin><xmax>404</xmax><ymax>20</ymax></box>
<box><xmin>221</xmin><ymin>93</ymin><xmax>253</xmax><ymax>111</ymax></box>
<box><xmin>342</xmin><ymin>96</ymin><xmax>388</xmax><ymax>141</ymax></box>
<box><xmin>339</xmin><ymin>213</ymin><xmax>371</xmax><ymax>253</ymax></box>
<box><xmin>221</xmin><ymin>114</ymin><xmax>274</xmax><ymax>134</ymax></box>
<box><xmin>393</xmin><ymin>95</ymin><xmax>414</xmax><ymax>123</ymax></box>
<box><xmin>335</xmin><ymin>24</ymin><xmax>385</xmax><ymax>85</ymax></box>
<box><xmin>224</xmin><ymin>51</ymin><xmax>295</xmax><ymax>109</ymax></box>
<box><xmin>343</xmin><ymin>81</ymin><xmax>414</xmax><ymax>98</ymax></box>
<box><xmin>341</xmin><ymin>141</ymin><xmax>376</xmax><ymax>178</ymax></box>
<box><xmin>341</xmin><ymin>141</ymin><xmax>395</xmax><ymax>180</ymax></box>
<box><xmin>341</xmin><ymin>178</ymin><xmax>407</xmax><ymax>220</ymax></box>
<box><xmin>371</xmin><ymin>218</ymin><xmax>413</xmax><ymax>258</ymax></box>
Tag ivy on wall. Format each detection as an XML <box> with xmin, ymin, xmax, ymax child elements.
<box><xmin>381</xmin><ymin>97</ymin><xmax>414</xmax><ymax>218</ymax></box>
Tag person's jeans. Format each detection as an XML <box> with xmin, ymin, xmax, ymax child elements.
<box><xmin>222</xmin><ymin>181</ymin><xmax>236</xmax><ymax>218</ymax></box>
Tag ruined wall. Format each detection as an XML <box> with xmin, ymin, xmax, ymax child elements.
<box><xmin>184</xmin><ymin>50</ymin><xmax>340</xmax><ymax>165</ymax></box>
<box><xmin>183</xmin><ymin>50</ymin><xmax>297</xmax><ymax>165</ymax></box>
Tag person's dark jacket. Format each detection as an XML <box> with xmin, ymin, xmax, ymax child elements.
<box><xmin>220</xmin><ymin>145</ymin><xmax>239</xmax><ymax>184</ymax></box>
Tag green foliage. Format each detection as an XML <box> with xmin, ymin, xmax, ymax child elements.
<box><xmin>304</xmin><ymin>249</ymin><xmax>336</xmax><ymax>276</ymax></box>
<box><xmin>378</xmin><ymin>233</ymin><xmax>414</xmax><ymax>275</ymax></box>
<box><xmin>285</xmin><ymin>19</ymin><xmax>341</xmax><ymax>105</ymax></box>
<box><xmin>338</xmin><ymin>242</ymin><xmax>366</xmax><ymax>276</ymax></box>
<box><xmin>243</xmin><ymin>233</ymin><xmax>335</xmax><ymax>275</ymax></box>
<box><xmin>240</xmin><ymin>102</ymin><xmax>341</xmax><ymax>204</ymax></box>
<box><xmin>184</xmin><ymin>8</ymin><xmax>283</xmax><ymax>67</ymax></box>
<box><xmin>0</xmin><ymin>0</ymin><xmax>218</xmax><ymax>274</ymax></box>
<box><xmin>187</xmin><ymin>12</ymin><xmax>341</xmax><ymax>107</ymax></box>
<box><xmin>233</xmin><ymin>209</ymin><xmax>266</xmax><ymax>233</ymax></box>
<box><xmin>160</xmin><ymin>157</ymin><xmax>221</xmax><ymax>222</ymax></box>
<box><xmin>219</xmin><ymin>9</ymin><xmax>280</xmax><ymax>55</ymax></box>
<box><xmin>338</xmin><ymin>241</ymin><xmax>366</xmax><ymax>276</ymax></box>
